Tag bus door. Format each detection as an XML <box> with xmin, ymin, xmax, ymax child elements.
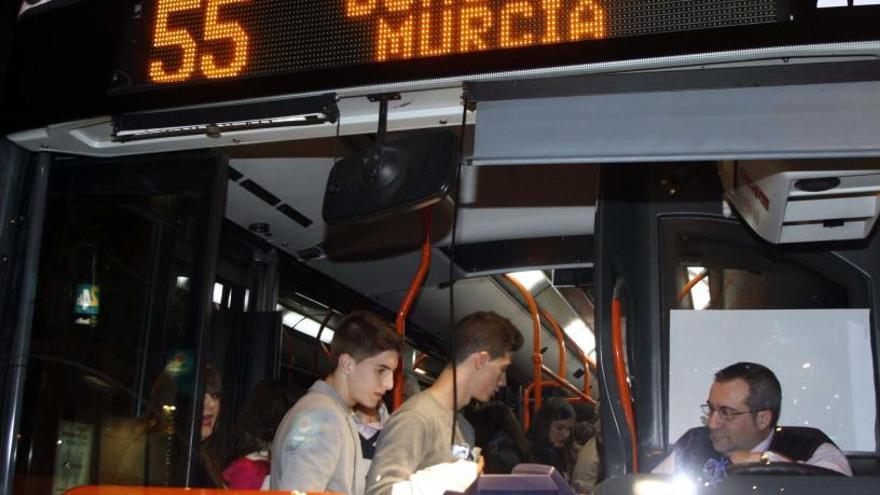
<box><xmin>3</xmin><ymin>151</ymin><xmax>228</xmax><ymax>494</ymax></box>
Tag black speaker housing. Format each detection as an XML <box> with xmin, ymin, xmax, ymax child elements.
<box><xmin>323</xmin><ymin>129</ymin><xmax>458</xmax><ymax>224</ymax></box>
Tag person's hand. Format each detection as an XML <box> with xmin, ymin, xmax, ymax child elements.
<box><xmin>728</xmin><ymin>451</ymin><xmax>762</xmax><ymax>464</ymax></box>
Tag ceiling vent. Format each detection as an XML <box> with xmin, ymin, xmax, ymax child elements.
<box><xmin>720</xmin><ymin>160</ymin><xmax>880</xmax><ymax>244</ymax></box>
<box><xmin>297</xmin><ymin>244</ymin><xmax>327</xmax><ymax>261</ymax></box>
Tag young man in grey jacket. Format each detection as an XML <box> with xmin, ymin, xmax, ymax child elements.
<box><xmin>271</xmin><ymin>311</ymin><xmax>404</xmax><ymax>494</ymax></box>
<box><xmin>366</xmin><ymin>311</ymin><xmax>524</xmax><ymax>495</ymax></box>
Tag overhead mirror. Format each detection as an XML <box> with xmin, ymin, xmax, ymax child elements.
<box><xmin>322</xmin><ymin>129</ymin><xmax>458</xmax><ymax>224</ymax></box>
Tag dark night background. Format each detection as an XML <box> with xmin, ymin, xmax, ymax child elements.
<box><xmin>0</xmin><ymin>1</ymin><xmax>867</xmax><ymax>136</ymax></box>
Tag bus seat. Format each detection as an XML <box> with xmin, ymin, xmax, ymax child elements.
<box><xmin>848</xmin><ymin>456</ymin><xmax>880</xmax><ymax>477</ymax></box>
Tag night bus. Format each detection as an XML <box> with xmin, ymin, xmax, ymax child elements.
<box><xmin>1</xmin><ymin>1</ymin><xmax>879</xmax><ymax>494</ymax></box>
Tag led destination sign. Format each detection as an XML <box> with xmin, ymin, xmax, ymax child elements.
<box><xmin>137</xmin><ymin>0</ymin><xmax>783</xmax><ymax>87</ymax></box>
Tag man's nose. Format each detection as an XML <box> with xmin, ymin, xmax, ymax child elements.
<box><xmin>707</xmin><ymin>410</ymin><xmax>723</xmax><ymax>429</ymax></box>
<box><xmin>498</xmin><ymin>372</ymin><xmax>507</xmax><ymax>387</ymax></box>
<box><xmin>382</xmin><ymin>371</ymin><xmax>394</xmax><ymax>391</ymax></box>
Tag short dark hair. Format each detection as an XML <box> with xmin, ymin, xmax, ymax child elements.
<box><xmin>451</xmin><ymin>311</ymin><xmax>524</xmax><ymax>365</ymax></box>
<box><xmin>329</xmin><ymin>311</ymin><xmax>404</xmax><ymax>371</ymax></box>
<box><xmin>715</xmin><ymin>362</ymin><xmax>782</xmax><ymax>428</ymax></box>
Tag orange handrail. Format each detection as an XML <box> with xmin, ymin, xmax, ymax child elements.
<box><xmin>504</xmin><ymin>274</ymin><xmax>543</xmax><ymax>411</ymax></box>
<box><xmin>522</xmin><ymin>383</ymin><xmax>534</xmax><ymax>429</ymax></box>
<box><xmin>612</xmin><ymin>296</ymin><xmax>638</xmax><ymax>472</ymax></box>
<box><xmin>522</xmin><ymin>380</ymin><xmax>566</xmax><ymax>430</ymax></box>
<box><xmin>523</xmin><ymin>376</ymin><xmax>596</xmax><ymax>430</ymax></box>
<box><xmin>540</xmin><ymin>308</ymin><xmax>567</xmax><ymax>378</ymax></box>
<box><xmin>677</xmin><ymin>269</ymin><xmax>708</xmax><ymax>304</ymax></box>
<box><xmin>542</xmin><ymin>309</ymin><xmax>595</xmax><ymax>398</ymax></box>
<box><xmin>506</xmin><ymin>275</ymin><xmax>599</xmax><ymax>431</ymax></box>
<box><xmin>393</xmin><ymin>208</ymin><xmax>432</xmax><ymax>410</ymax></box>
<box><xmin>540</xmin><ymin>365</ymin><xmax>594</xmax><ymax>403</ymax></box>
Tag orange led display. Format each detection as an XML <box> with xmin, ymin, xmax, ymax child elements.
<box><xmin>500</xmin><ymin>2</ymin><xmax>534</xmax><ymax>48</ymax></box>
<box><xmin>541</xmin><ymin>0</ymin><xmax>563</xmax><ymax>44</ymax></box>
<box><xmin>419</xmin><ymin>9</ymin><xmax>454</xmax><ymax>56</ymax></box>
<box><xmin>140</xmin><ymin>0</ymin><xmax>782</xmax><ymax>86</ymax></box>
<box><xmin>149</xmin><ymin>0</ymin><xmax>201</xmax><ymax>83</ymax></box>
<box><xmin>346</xmin><ymin>0</ymin><xmax>608</xmax><ymax>63</ymax></box>
<box><xmin>202</xmin><ymin>0</ymin><xmax>250</xmax><ymax>79</ymax></box>
<box><xmin>460</xmin><ymin>5</ymin><xmax>493</xmax><ymax>53</ymax></box>
<box><xmin>149</xmin><ymin>0</ymin><xmax>251</xmax><ymax>83</ymax></box>
<box><xmin>347</xmin><ymin>0</ymin><xmax>378</xmax><ymax>17</ymax></box>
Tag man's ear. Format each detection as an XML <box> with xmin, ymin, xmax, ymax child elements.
<box><xmin>474</xmin><ymin>351</ymin><xmax>489</xmax><ymax>370</ymax></box>
<box><xmin>338</xmin><ymin>353</ymin><xmax>355</xmax><ymax>374</ymax></box>
<box><xmin>755</xmin><ymin>410</ymin><xmax>773</xmax><ymax>430</ymax></box>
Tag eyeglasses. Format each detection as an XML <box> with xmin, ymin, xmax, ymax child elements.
<box><xmin>700</xmin><ymin>403</ymin><xmax>763</xmax><ymax>421</ymax></box>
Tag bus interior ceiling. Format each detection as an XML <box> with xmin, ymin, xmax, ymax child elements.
<box><xmin>222</xmin><ymin>138</ymin><xmax>602</xmax><ymax>393</ymax></box>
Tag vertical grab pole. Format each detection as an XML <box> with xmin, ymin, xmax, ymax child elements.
<box><xmin>393</xmin><ymin>207</ymin><xmax>432</xmax><ymax>410</ymax></box>
<box><xmin>522</xmin><ymin>384</ymin><xmax>533</xmax><ymax>430</ymax></box>
<box><xmin>504</xmin><ymin>275</ymin><xmax>543</xmax><ymax>412</ymax></box>
<box><xmin>1</xmin><ymin>153</ymin><xmax>50</xmax><ymax>495</ymax></box>
<box><xmin>611</xmin><ymin>295</ymin><xmax>638</xmax><ymax>472</ymax></box>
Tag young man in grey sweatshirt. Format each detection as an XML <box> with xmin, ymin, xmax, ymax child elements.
<box><xmin>271</xmin><ymin>311</ymin><xmax>404</xmax><ymax>495</ymax></box>
<box><xmin>366</xmin><ymin>311</ymin><xmax>524</xmax><ymax>495</ymax></box>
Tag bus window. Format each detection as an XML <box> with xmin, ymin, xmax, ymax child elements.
<box><xmin>13</xmin><ymin>154</ymin><xmax>226</xmax><ymax>493</ymax></box>
<box><xmin>661</xmin><ymin>216</ymin><xmax>877</xmax><ymax>455</ymax></box>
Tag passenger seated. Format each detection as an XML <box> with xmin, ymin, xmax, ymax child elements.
<box><xmin>571</xmin><ymin>420</ymin><xmax>600</xmax><ymax>495</ymax></box>
<box><xmin>112</xmin><ymin>361</ymin><xmax>227</xmax><ymax>487</ymax></box>
<box><xmin>526</xmin><ymin>397</ymin><xmax>576</xmax><ymax>480</ymax></box>
<box><xmin>197</xmin><ymin>364</ymin><xmax>227</xmax><ymax>488</ymax></box>
<box><xmin>466</xmin><ymin>400</ymin><xmax>532</xmax><ymax>474</ymax></box>
<box><xmin>222</xmin><ymin>380</ymin><xmax>304</xmax><ymax>489</ymax></box>
<box><xmin>653</xmin><ymin>362</ymin><xmax>852</xmax><ymax>477</ymax></box>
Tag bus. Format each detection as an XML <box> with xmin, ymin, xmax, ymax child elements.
<box><xmin>1</xmin><ymin>1</ymin><xmax>879</xmax><ymax>494</ymax></box>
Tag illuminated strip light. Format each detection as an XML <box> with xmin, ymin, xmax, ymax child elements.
<box><xmin>563</xmin><ymin>319</ymin><xmax>595</xmax><ymax>355</ymax></box>
<box><xmin>282</xmin><ymin>309</ymin><xmax>334</xmax><ymax>344</ymax></box>
<box><xmin>507</xmin><ymin>270</ymin><xmax>547</xmax><ymax>292</ymax></box>
<box><xmin>112</xmin><ymin>93</ymin><xmax>338</xmax><ymax>142</ymax></box>
<box><xmin>213</xmin><ymin>283</ymin><xmax>224</xmax><ymax>305</ymax></box>
<box><xmin>113</xmin><ymin>114</ymin><xmax>331</xmax><ymax>142</ymax></box>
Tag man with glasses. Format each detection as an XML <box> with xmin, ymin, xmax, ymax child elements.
<box><xmin>653</xmin><ymin>362</ymin><xmax>851</xmax><ymax>477</ymax></box>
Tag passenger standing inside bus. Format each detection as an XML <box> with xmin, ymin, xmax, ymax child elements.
<box><xmin>526</xmin><ymin>397</ymin><xmax>576</xmax><ymax>479</ymax></box>
<box><xmin>366</xmin><ymin>311</ymin><xmax>524</xmax><ymax>495</ymax></box>
<box><xmin>270</xmin><ymin>311</ymin><xmax>404</xmax><ymax>494</ymax></box>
